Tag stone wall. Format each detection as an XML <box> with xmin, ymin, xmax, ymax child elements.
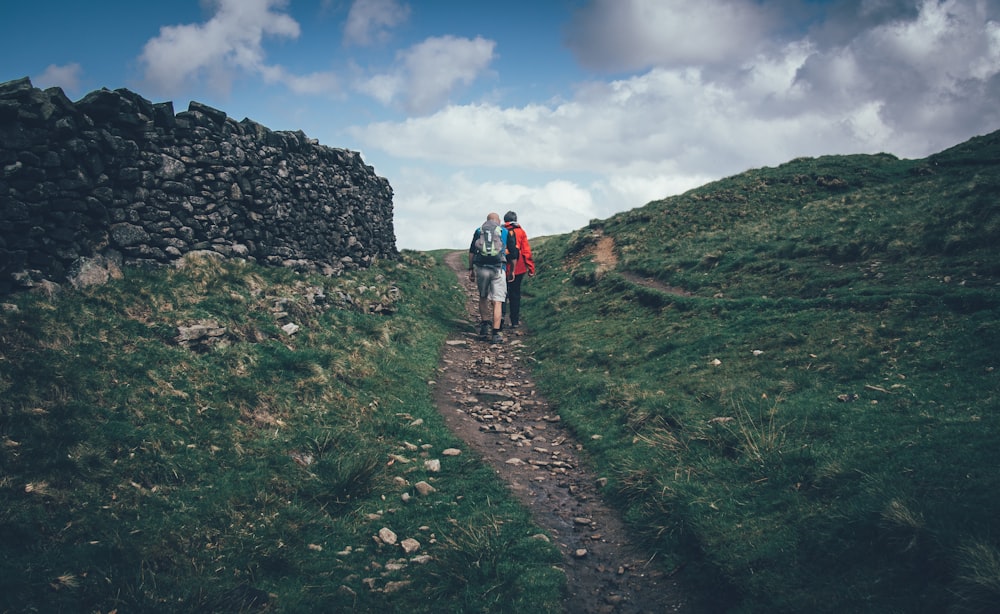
<box><xmin>0</xmin><ymin>77</ymin><xmax>397</xmax><ymax>294</ymax></box>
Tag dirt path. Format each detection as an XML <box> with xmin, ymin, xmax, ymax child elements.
<box><xmin>591</xmin><ymin>230</ymin><xmax>691</xmax><ymax>296</ymax></box>
<box><xmin>433</xmin><ymin>251</ymin><xmax>699</xmax><ymax>613</ymax></box>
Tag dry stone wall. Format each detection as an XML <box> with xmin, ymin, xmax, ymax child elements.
<box><xmin>0</xmin><ymin>77</ymin><xmax>397</xmax><ymax>294</ymax></box>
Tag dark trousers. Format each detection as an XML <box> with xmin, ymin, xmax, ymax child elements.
<box><xmin>503</xmin><ymin>273</ymin><xmax>525</xmax><ymax>325</ymax></box>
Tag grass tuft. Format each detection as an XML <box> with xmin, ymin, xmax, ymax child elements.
<box><xmin>428</xmin><ymin>514</ymin><xmax>563</xmax><ymax>612</ymax></box>
<box><xmin>952</xmin><ymin>542</ymin><xmax>1000</xmax><ymax>614</ymax></box>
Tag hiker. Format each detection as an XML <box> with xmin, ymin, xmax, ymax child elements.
<box><xmin>469</xmin><ymin>212</ymin><xmax>519</xmax><ymax>344</ymax></box>
<box><xmin>501</xmin><ymin>211</ymin><xmax>535</xmax><ymax>329</ymax></box>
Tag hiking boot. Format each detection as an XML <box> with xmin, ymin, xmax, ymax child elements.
<box><xmin>490</xmin><ymin>333</ymin><xmax>503</xmax><ymax>344</ymax></box>
<box><xmin>479</xmin><ymin>322</ymin><xmax>490</xmax><ymax>338</ymax></box>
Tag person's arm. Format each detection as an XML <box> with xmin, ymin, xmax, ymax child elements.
<box><xmin>521</xmin><ymin>231</ymin><xmax>535</xmax><ymax>275</ymax></box>
<box><xmin>469</xmin><ymin>232</ymin><xmax>477</xmax><ymax>279</ymax></box>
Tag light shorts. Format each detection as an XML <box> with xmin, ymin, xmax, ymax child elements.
<box><xmin>475</xmin><ymin>265</ymin><xmax>507</xmax><ymax>302</ymax></box>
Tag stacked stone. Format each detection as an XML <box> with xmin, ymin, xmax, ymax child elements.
<box><xmin>0</xmin><ymin>77</ymin><xmax>397</xmax><ymax>294</ymax></box>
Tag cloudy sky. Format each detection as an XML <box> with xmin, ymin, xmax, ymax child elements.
<box><xmin>2</xmin><ymin>0</ymin><xmax>999</xmax><ymax>250</ymax></box>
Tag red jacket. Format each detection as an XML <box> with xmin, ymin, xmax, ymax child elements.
<box><xmin>504</xmin><ymin>222</ymin><xmax>535</xmax><ymax>276</ymax></box>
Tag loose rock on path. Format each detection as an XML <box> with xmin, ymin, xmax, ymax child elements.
<box><xmin>432</xmin><ymin>252</ymin><xmax>699</xmax><ymax>613</ymax></box>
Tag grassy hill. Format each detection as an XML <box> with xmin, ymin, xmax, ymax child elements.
<box><xmin>2</xmin><ymin>129</ymin><xmax>998</xmax><ymax>613</ymax></box>
<box><xmin>0</xmin><ymin>252</ymin><xmax>563</xmax><ymax>613</ymax></box>
<box><xmin>522</xmin><ymin>130</ymin><xmax>1000</xmax><ymax>612</ymax></box>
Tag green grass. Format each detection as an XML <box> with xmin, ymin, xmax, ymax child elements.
<box><xmin>4</xmin><ymin>129</ymin><xmax>999</xmax><ymax>613</ymax></box>
<box><xmin>522</xmin><ymin>130</ymin><xmax>1000</xmax><ymax>612</ymax></box>
<box><xmin>0</xmin><ymin>251</ymin><xmax>563</xmax><ymax>613</ymax></box>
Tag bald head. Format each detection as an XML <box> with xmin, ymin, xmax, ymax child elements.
<box><xmin>486</xmin><ymin>212</ymin><xmax>500</xmax><ymax>223</ymax></box>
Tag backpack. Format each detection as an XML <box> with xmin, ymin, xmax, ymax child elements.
<box><xmin>474</xmin><ymin>220</ymin><xmax>505</xmax><ymax>265</ymax></box>
<box><xmin>506</xmin><ymin>223</ymin><xmax>521</xmax><ymax>254</ymax></box>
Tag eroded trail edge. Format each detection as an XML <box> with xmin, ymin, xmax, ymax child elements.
<box><xmin>432</xmin><ymin>251</ymin><xmax>694</xmax><ymax>613</ymax></box>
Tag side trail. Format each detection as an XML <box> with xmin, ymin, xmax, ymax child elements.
<box><xmin>432</xmin><ymin>251</ymin><xmax>698</xmax><ymax>613</ymax></box>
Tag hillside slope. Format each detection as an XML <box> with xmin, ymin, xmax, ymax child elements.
<box><xmin>0</xmin><ymin>253</ymin><xmax>566</xmax><ymax>613</ymax></box>
<box><xmin>522</xmin><ymin>129</ymin><xmax>1000</xmax><ymax>612</ymax></box>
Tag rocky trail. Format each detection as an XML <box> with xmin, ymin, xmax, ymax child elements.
<box><xmin>433</xmin><ymin>251</ymin><xmax>699</xmax><ymax>613</ymax></box>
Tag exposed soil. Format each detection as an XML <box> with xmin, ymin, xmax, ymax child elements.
<box><xmin>433</xmin><ymin>251</ymin><xmax>701</xmax><ymax>613</ymax></box>
<box><xmin>591</xmin><ymin>230</ymin><xmax>691</xmax><ymax>296</ymax></box>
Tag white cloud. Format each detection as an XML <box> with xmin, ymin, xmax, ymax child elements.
<box><xmin>391</xmin><ymin>168</ymin><xmax>601</xmax><ymax>250</ymax></box>
<box><xmin>137</xmin><ymin>0</ymin><xmax>339</xmax><ymax>98</ymax></box>
<box><xmin>366</xmin><ymin>0</ymin><xmax>1000</xmax><ymax>250</ymax></box>
<box><xmin>343</xmin><ymin>0</ymin><xmax>411</xmax><ymax>47</ymax></box>
<box><xmin>792</xmin><ymin>0</ymin><xmax>1000</xmax><ymax>152</ymax></box>
<box><xmin>259</xmin><ymin>65</ymin><xmax>340</xmax><ymax>95</ymax></box>
<box><xmin>388</xmin><ymin>160</ymin><xmax>718</xmax><ymax>251</ymax></box>
<box><xmin>355</xmin><ymin>66</ymin><xmax>833</xmax><ymax>179</ymax></box>
<box><xmin>565</xmin><ymin>0</ymin><xmax>779</xmax><ymax>71</ymax></box>
<box><xmin>558</xmin><ymin>0</ymin><xmax>1000</xmax><ymax>154</ymax></box>
<box><xmin>121</xmin><ymin>0</ymin><xmax>1000</xmax><ymax>251</ymax></box>
<box><xmin>355</xmin><ymin>35</ymin><xmax>496</xmax><ymax>114</ymax></box>
<box><xmin>33</xmin><ymin>63</ymin><xmax>83</xmax><ymax>94</ymax></box>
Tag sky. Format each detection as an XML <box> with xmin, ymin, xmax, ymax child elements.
<box><xmin>2</xmin><ymin>0</ymin><xmax>999</xmax><ymax>250</ymax></box>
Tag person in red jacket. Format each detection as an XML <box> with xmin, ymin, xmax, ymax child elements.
<box><xmin>502</xmin><ymin>211</ymin><xmax>535</xmax><ymax>328</ymax></box>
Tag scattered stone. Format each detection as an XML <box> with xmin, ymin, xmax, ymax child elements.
<box><xmin>382</xmin><ymin>580</ymin><xmax>411</xmax><ymax>594</ymax></box>
<box><xmin>68</xmin><ymin>255</ymin><xmax>122</xmax><ymax>290</ymax></box>
<box><xmin>574</xmin><ymin>549</ymin><xmax>588</xmax><ymax>558</ymax></box>
<box><xmin>708</xmin><ymin>416</ymin><xmax>735</xmax><ymax>424</ymax></box>
<box><xmin>424</xmin><ymin>459</ymin><xmax>441</xmax><ymax>472</ymax></box>
<box><xmin>176</xmin><ymin>321</ymin><xmax>227</xmax><ymax>349</ymax></box>
<box><xmin>477</xmin><ymin>387</ymin><xmax>517</xmax><ymax>400</ymax></box>
<box><xmin>338</xmin><ymin>585</ymin><xmax>356</xmax><ymax>598</ymax></box>
<box><xmin>289</xmin><ymin>451</ymin><xmax>314</xmax><ymax>467</ymax></box>
<box><xmin>414</xmin><ymin>481</ymin><xmax>436</xmax><ymax>496</ymax></box>
<box><xmin>400</xmin><ymin>538</ymin><xmax>421</xmax><ymax>554</ymax></box>
<box><xmin>442</xmin><ymin>448</ymin><xmax>462</xmax><ymax>456</ymax></box>
<box><xmin>377</xmin><ymin>528</ymin><xmax>397</xmax><ymax>546</ymax></box>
